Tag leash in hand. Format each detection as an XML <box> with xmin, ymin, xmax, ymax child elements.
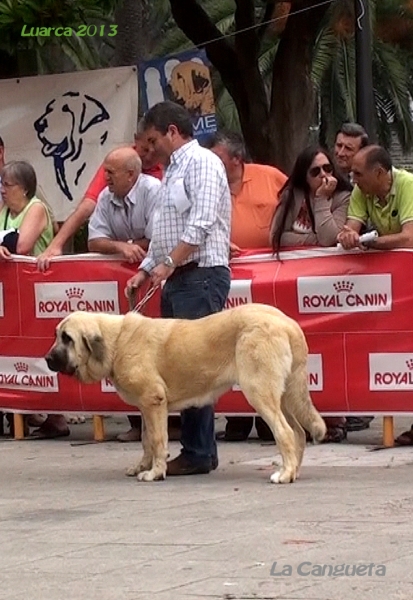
<box><xmin>128</xmin><ymin>285</ymin><xmax>159</xmax><ymax>314</ymax></box>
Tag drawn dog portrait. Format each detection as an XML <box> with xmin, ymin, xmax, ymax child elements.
<box><xmin>34</xmin><ymin>92</ymin><xmax>110</xmax><ymax>201</ymax></box>
<box><xmin>45</xmin><ymin>304</ymin><xmax>326</xmax><ymax>485</ymax></box>
<box><xmin>168</xmin><ymin>61</ymin><xmax>215</xmax><ymax>115</ymax></box>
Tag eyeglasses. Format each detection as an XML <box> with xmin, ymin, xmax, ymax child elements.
<box><xmin>1</xmin><ymin>181</ymin><xmax>18</xmax><ymax>188</ymax></box>
<box><xmin>308</xmin><ymin>163</ymin><xmax>334</xmax><ymax>178</ymax></box>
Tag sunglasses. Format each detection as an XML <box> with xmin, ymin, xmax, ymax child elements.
<box><xmin>308</xmin><ymin>163</ymin><xmax>334</xmax><ymax>178</ymax></box>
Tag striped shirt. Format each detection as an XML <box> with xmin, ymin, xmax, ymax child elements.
<box><xmin>88</xmin><ymin>174</ymin><xmax>161</xmax><ymax>242</ymax></box>
<box><xmin>140</xmin><ymin>139</ymin><xmax>231</xmax><ymax>273</ymax></box>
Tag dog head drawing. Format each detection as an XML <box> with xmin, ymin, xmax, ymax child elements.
<box><xmin>34</xmin><ymin>92</ymin><xmax>110</xmax><ymax>200</ymax></box>
<box><xmin>169</xmin><ymin>61</ymin><xmax>215</xmax><ymax>115</ymax></box>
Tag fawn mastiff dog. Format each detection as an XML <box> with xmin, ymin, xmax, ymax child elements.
<box><xmin>45</xmin><ymin>304</ymin><xmax>326</xmax><ymax>484</ymax></box>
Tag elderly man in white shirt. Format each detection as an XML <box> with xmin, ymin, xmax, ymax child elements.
<box><xmin>88</xmin><ymin>146</ymin><xmax>160</xmax><ymax>262</ymax></box>
<box><xmin>126</xmin><ymin>101</ymin><xmax>231</xmax><ymax>477</ymax></box>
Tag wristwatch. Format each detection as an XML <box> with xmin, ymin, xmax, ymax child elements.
<box><xmin>163</xmin><ymin>255</ymin><xmax>176</xmax><ymax>269</ymax></box>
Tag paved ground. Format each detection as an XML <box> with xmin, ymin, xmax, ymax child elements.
<box><xmin>1</xmin><ymin>415</ymin><xmax>413</xmax><ymax>600</ymax></box>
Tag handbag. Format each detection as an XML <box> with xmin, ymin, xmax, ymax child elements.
<box><xmin>0</xmin><ymin>209</ymin><xmax>19</xmax><ymax>253</ymax></box>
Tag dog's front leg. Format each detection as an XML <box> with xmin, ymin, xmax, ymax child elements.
<box><xmin>136</xmin><ymin>403</ymin><xmax>168</xmax><ymax>482</ymax></box>
<box><xmin>126</xmin><ymin>416</ymin><xmax>152</xmax><ymax>477</ymax></box>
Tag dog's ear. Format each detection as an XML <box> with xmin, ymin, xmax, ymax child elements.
<box><xmin>79</xmin><ymin>95</ymin><xmax>110</xmax><ymax>134</ymax></box>
<box><xmin>82</xmin><ymin>335</ymin><xmax>106</xmax><ymax>364</ymax></box>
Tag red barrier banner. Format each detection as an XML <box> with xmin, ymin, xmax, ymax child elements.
<box><xmin>1</xmin><ymin>249</ymin><xmax>413</xmax><ymax>415</ymax></box>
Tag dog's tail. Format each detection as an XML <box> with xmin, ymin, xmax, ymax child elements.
<box><xmin>304</xmin><ymin>405</ymin><xmax>327</xmax><ymax>443</ymax></box>
<box><xmin>284</xmin><ymin>366</ymin><xmax>327</xmax><ymax>443</ymax></box>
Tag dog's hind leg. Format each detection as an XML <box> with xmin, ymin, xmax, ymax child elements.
<box><xmin>285</xmin><ymin>365</ymin><xmax>326</xmax><ymax>444</ymax></box>
<box><xmin>241</xmin><ymin>382</ymin><xmax>298</xmax><ymax>484</ymax></box>
<box><xmin>136</xmin><ymin>400</ymin><xmax>169</xmax><ymax>482</ymax></box>
<box><xmin>282</xmin><ymin>404</ymin><xmax>306</xmax><ymax>478</ymax></box>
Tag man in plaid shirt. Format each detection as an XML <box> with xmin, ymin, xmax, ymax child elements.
<box><xmin>126</xmin><ymin>102</ymin><xmax>231</xmax><ymax>476</ymax></box>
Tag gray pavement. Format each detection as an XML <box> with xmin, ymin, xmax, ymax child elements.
<box><xmin>1</xmin><ymin>415</ymin><xmax>413</xmax><ymax>600</ymax></box>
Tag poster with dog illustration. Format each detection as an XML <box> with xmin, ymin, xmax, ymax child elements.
<box><xmin>139</xmin><ymin>49</ymin><xmax>217</xmax><ymax>140</ymax></box>
<box><xmin>0</xmin><ymin>66</ymin><xmax>138</xmax><ymax>221</ymax></box>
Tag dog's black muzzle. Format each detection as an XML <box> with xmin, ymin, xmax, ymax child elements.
<box><xmin>45</xmin><ymin>348</ymin><xmax>76</xmax><ymax>376</ymax></box>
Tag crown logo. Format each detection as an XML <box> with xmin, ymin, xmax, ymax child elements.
<box><xmin>14</xmin><ymin>362</ymin><xmax>28</xmax><ymax>373</ymax></box>
<box><xmin>406</xmin><ymin>359</ymin><xmax>413</xmax><ymax>370</ymax></box>
<box><xmin>65</xmin><ymin>287</ymin><xmax>84</xmax><ymax>299</ymax></box>
<box><xmin>333</xmin><ymin>281</ymin><xmax>354</xmax><ymax>293</ymax></box>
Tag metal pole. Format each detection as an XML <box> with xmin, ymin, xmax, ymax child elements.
<box><xmin>354</xmin><ymin>0</ymin><xmax>376</xmax><ymax>142</ymax></box>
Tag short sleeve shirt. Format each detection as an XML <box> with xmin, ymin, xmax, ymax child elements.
<box><xmin>347</xmin><ymin>168</ymin><xmax>413</xmax><ymax>235</ymax></box>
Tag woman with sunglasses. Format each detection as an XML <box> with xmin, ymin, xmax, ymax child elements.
<box><xmin>270</xmin><ymin>146</ymin><xmax>352</xmax><ymax>443</ymax></box>
<box><xmin>270</xmin><ymin>146</ymin><xmax>352</xmax><ymax>254</ymax></box>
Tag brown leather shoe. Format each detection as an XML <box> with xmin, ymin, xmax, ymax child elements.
<box><xmin>166</xmin><ymin>454</ymin><xmax>214</xmax><ymax>476</ymax></box>
<box><xmin>117</xmin><ymin>427</ymin><xmax>141</xmax><ymax>442</ymax></box>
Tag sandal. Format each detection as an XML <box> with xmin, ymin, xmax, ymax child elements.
<box><xmin>321</xmin><ymin>426</ymin><xmax>347</xmax><ymax>444</ymax></box>
<box><xmin>395</xmin><ymin>425</ymin><xmax>413</xmax><ymax>446</ymax></box>
<box><xmin>30</xmin><ymin>424</ymin><xmax>70</xmax><ymax>439</ymax></box>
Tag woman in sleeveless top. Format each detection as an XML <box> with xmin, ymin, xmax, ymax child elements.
<box><xmin>0</xmin><ymin>160</ymin><xmax>53</xmax><ymax>259</ymax></box>
<box><xmin>0</xmin><ymin>161</ymin><xmax>69</xmax><ymax>439</ymax></box>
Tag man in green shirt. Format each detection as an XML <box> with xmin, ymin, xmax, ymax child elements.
<box><xmin>338</xmin><ymin>145</ymin><xmax>413</xmax><ymax>445</ymax></box>
<box><xmin>337</xmin><ymin>145</ymin><xmax>413</xmax><ymax>250</ymax></box>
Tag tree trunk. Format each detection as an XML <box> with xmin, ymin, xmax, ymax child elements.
<box><xmin>268</xmin><ymin>1</ymin><xmax>330</xmax><ymax>173</ymax></box>
<box><xmin>113</xmin><ymin>0</ymin><xmax>150</xmax><ymax>66</ymax></box>
<box><xmin>168</xmin><ymin>1</ymin><xmax>329</xmax><ymax>171</ymax></box>
<box><xmin>169</xmin><ymin>0</ymin><xmax>271</xmax><ymax>164</ymax></box>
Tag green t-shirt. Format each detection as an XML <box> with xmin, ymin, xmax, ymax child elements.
<box><xmin>0</xmin><ymin>197</ymin><xmax>54</xmax><ymax>256</ymax></box>
<box><xmin>347</xmin><ymin>168</ymin><xmax>413</xmax><ymax>235</ymax></box>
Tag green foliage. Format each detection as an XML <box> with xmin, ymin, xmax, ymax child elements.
<box><xmin>0</xmin><ymin>0</ymin><xmax>118</xmax><ymax>73</ymax></box>
<box><xmin>313</xmin><ymin>0</ymin><xmax>413</xmax><ymax>150</ymax></box>
<box><xmin>149</xmin><ymin>0</ymin><xmax>413</xmax><ymax>154</ymax></box>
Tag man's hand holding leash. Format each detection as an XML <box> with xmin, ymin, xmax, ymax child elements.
<box><xmin>125</xmin><ymin>269</ymin><xmax>149</xmax><ymax>298</ymax></box>
<box><xmin>125</xmin><ymin>258</ymin><xmax>175</xmax><ymax>299</ymax></box>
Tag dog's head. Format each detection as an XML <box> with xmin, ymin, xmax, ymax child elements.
<box><xmin>34</xmin><ymin>92</ymin><xmax>110</xmax><ymax>200</ymax></box>
<box><xmin>169</xmin><ymin>61</ymin><xmax>214</xmax><ymax>114</ymax></box>
<box><xmin>34</xmin><ymin>92</ymin><xmax>109</xmax><ymax>160</ymax></box>
<box><xmin>45</xmin><ymin>311</ymin><xmax>109</xmax><ymax>384</ymax></box>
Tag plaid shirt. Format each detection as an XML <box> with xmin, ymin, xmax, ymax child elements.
<box><xmin>140</xmin><ymin>139</ymin><xmax>231</xmax><ymax>273</ymax></box>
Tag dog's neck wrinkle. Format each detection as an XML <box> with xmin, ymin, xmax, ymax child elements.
<box><xmin>87</xmin><ymin>314</ymin><xmax>125</xmax><ymax>381</ymax></box>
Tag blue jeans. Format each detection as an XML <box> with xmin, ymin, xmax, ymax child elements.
<box><xmin>161</xmin><ymin>265</ymin><xmax>230</xmax><ymax>466</ymax></box>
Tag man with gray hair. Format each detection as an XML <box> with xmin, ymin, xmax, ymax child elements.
<box><xmin>334</xmin><ymin>122</ymin><xmax>369</xmax><ymax>178</ymax></box>
<box><xmin>88</xmin><ymin>146</ymin><xmax>160</xmax><ymax>262</ymax></box>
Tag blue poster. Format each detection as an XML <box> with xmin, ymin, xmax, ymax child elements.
<box><xmin>139</xmin><ymin>49</ymin><xmax>217</xmax><ymax>140</ymax></box>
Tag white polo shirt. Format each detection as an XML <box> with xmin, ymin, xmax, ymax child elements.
<box><xmin>88</xmin><ymin>174</ymin><xmax>161</xmax><ymax>242</ymax></box>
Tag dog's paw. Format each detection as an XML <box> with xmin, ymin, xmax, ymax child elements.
<box><xmin>126</xmin><ymin>465</ymin><xmax>139</xmax><ymax>477</ymax></box>
<box><xmin>138</xmin><ymin>460</ymin><xmax>152</xmax><ymax>473</ymax></box>
<box><xmin>270</xmin><ymin>469</ymin><xmax>296</xmax><ymax>484</ymax></box>
<box><xmin>65</xmin><ymin>414</ymin><xmax>86</xmax><ymax>424</ymax></box>
<box><xmin>137</xmin><ymin>469</ymin><xmax>166</xmax><ymax>482</ymax></box>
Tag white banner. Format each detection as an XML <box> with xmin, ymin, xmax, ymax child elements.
<box><xmin>0</xmin><ymin>66</ymin><xmax>138</xmax><ymax>221</ymax></box>
<box><xmin>297</xmin><ymin>274</ymin><xmax>392</xmax><ymax>314</ymax></box>
<box><xmin>369</xmin><ymin>353</ymin><xmax>413</xmax><ymax>391</ymax></box>
<box><xmin>34</xmin><ymin>281</ymin><xmax>119</xmax><ymax>318</ymax></box>
<box><xmin>0</xmin><ymin>356</ymin><xmax>58</xmax><ymax>392</ymax></box>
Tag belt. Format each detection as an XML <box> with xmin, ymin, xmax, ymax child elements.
<box><xmin>169</xmin><ymin>261</ymin><xmax>199</xmax><ymax>279</ymax></box>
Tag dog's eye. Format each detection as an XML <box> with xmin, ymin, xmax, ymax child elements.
<box><xmin>61</xmin><ymin>331</ymin><xmax>73</xmax><ymax>344</ymax></box>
